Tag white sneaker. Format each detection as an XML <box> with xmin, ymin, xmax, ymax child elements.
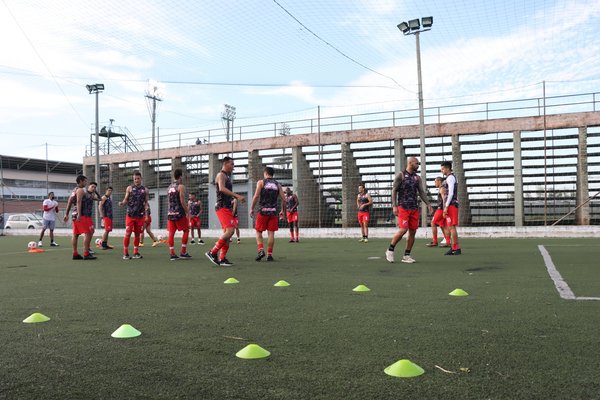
<box><xmin>38</xmin><ymin>241</ymin><xmax>43</xmax><ymax>247</ymax></box>
<box><xmin>385</xmin><ymin>250</ymin><xmax>394</xmax><ymax>263</ymax></box>
<box><xmin>401</xmin><ymin>255</ymin><xmax>416</xmax><ymax>263</ymax></box>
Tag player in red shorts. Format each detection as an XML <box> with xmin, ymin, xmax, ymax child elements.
<box><xmin>205</xmin><ymin>157</ymin><xmax>246</xmax><ymax>266</ymax></box>
<box><xmin>167</xmin><ymin>169</ymin><xmax>191</xmax><ymax>260</ymax></box>
<box><xmin>357</xmin><ymin>184</ymin><xmax>373</xmax><ymax>242</ymax></box>
<box><xmin>250</xmin><ymin>167</ymin><xmax>286</xmax><ymax>261</ymax></box>
<box><xmin>440</xmin><ymin>161</ymin><xmax>462</xmax><ymax>255</ymax></box>
<box><xmin>385</xmin><ymin>157</ymin><xmax>433</xmax><ymax>263</ymax></box>
<box><xmin>187</xmin><ymin>192</ymin><xmax>204</xmax><ymax>245</ymax></box>
<box><xmin>426</xmin><ymin>177</ymin><xmax>450</xmax><ymax>248</ymax></box>
<box><xmin>285</xmin><ymin>187</ymin><xmax>299</xmax><ymax>242</ymax></box>
<box><xmin>119</xmin><ymin>171</ymin><xmax>148</xmax><ymax>259</ymax></box>
<box><xmin>71</xmin><ymin>175</ymin><xmax>96</xmax><ymax>260</ymax></box>
<box><xmin>98</xmin><ymin>186</ymin><xmax>114</xmax><ymax>249</ymax></box>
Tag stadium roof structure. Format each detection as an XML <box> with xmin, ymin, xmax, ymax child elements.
<box><xmin>0</xmin><ymin>154</ymin><xmax>82</xmax><ymax>175</ymax></box>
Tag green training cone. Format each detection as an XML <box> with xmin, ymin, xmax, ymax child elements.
<box><xmin>111</xmin><ymin>324</ymin><xmax>142</xmax><ymax>338</ymax></box>
<box><xmin>224</xmin><ymin>277</ymin><xmax>239</xmax><ymax>284</ymax></box>
<box><xmin>23</xmin><ymin>313</ymin><xmax>50</xmax><ymax>323</ymax></box>
<box><xmin>449</xmin><ymin>288</ymin><xmax>469</xmax><ymax>296</ymax></box>
<box><xmin>352</xmin><ymin>284</ymin><xmax>370</xmax><ymax>292</ymax></box>
<box><xmin>274</xmin><ymin>280</ymin><xmax>290</xmax><ymax>287</ymax></box>
<box><xmin>384</xmin><ymin>359</ymin><xmax>425</xmax><ymax>378</ymax></box>
<box><xmin>236</xmin><ymin>344</ymin><xmax>271</xmax><ymax>359</ymax></box>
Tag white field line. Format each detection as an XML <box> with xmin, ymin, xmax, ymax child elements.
<box><xmin>538</xmin><ymin>245</ymin><xmax>600</xmax><ymax>301</ymax></box>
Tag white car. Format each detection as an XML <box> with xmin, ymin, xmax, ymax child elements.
<box><xmin>4</xmin><ymin>214</ymin><xmax>43</xmax><ymax>230</ymax></box>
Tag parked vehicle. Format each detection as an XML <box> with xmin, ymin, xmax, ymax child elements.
<box><xmin>4</xmin><ymin>214</ymin><xmax>43</xmax><ymax>229</ymax></box>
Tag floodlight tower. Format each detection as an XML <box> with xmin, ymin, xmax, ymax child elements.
<box><xmin>86</xmin><ymin>83</ymin><xmax>105</xmax><ymax>187</ymax></box>
<box><xmin>145</xmin><ymin>80</ymin><xmax>164</xmax><ymax>151</ymax></box>
<box><xmin>222</xmin><ymin>104</ymin><xmax>236</xmax><ymax>142</ymax></box>
<box><xmin>397</xmin><ymin>16</ymin><xmax>433</xmax><ymax>227</ymax></box>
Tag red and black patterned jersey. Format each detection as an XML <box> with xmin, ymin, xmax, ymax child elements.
<box><xmin>68</xmin><ymin>187</ymin><xmax>78</xmax><ymax>220</ymax></box>
<box><xmin>102</xmin><ymin>196</ymin><xmax>113</xmax><ymax>219</ymax></box>
<box><xmin>286</xmin><ymin>194</ymin><xmax>298</xmax><ymax>213</ymax></box>
<box><xmin>127</xmin><ymin>184</ymin><xmax>147</xmax><ymax>218</ymax></box>
<box><xmin>188</xmin><ymin>200</ymin><xmax>201</xmax><ymax>217</ymax></box>
<box><xmin>167</xmin><ymin>182</ymin><xmax>185</xmax><ymax>220</ymax></box>
<box><xmin>396</xmin><ymin>170</ymin><xmax>421</xmax><ymax>210</ymax></box>
<box><xmin>259</xmin><ymin>178</ymin><xmax>280</xmax><ymax>216</ymax></box>
<box><xmin>80</xmin><ymin>190</ymin><xmax>95</xmax><ymax>217</ymax></box>
<box><xmin>357</xmin><ymin>192</ymin><xmax>370</xmax><ymax>213</ymax></box>
<box><xmin>215</xmin><ymin>171</ymin><xmax>233</xmax><ymax>211</ymax></box>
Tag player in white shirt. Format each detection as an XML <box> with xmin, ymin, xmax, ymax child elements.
<box><xmin>38</xmin><ymin>192</ymin><xmax>60</xmax><ymax>247</ymax></box>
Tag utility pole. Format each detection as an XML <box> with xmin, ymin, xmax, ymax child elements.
<box><xmin>145</xmin><ymin>80</ymin><xmax>164</xmax><ymax>151</ymax></box>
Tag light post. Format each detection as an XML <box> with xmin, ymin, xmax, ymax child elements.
<box><xmin>398</xmin><ymin>16</ymin><xmax>433</xmax><ymax>227</ymax></box>
<box><xmin>86</xmin><ymin>83</ymin><xmax>104</xmax><ymax>228</ymax></box>
<box><xmin>222</xmin><ymin>104</ymin><xmax>236</xmax><ymax>143</ymax></box>
<box><xmin>86</xmin><ymin>83</ymin><xmax>104</xmax><ymax>186</ymax></box>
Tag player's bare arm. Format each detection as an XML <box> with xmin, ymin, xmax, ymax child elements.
<box><xmin>250</xmin><ymin>180</ymin><xmax>264</xmax><ymax>217</ymax></box>
<box><xmin>217</xmin><ymin>172</ymin><xmax>246</xmax><ymax>203</ymax></box>
<box><xmin>119</xmin><ymin>186</ymin><xmax>131</xmax><ymax>207</ymax></box>
<box><xmin>179</xmin><ymin>184</ymin><xmax>188</xmax><ymax>214</ymax></box>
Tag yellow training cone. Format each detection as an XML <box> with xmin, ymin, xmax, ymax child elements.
<box><xmin>352</xmin><ymin>284</ymin><xmax>370</xmax><ymax>292</ymax></box>
<box><xmin>449</xmin><ymin>288</ymin><xmax>469</xmax><ymax>296</ymax></box>
<box><xmin>384</xmin><ymin>359</ymin><xmax>425</xmax><ymax>378</ymax></box>
<box><xmin>23</xmin><ymin>313</ymin><xmax>50</xmax><ymax>323</ymax></box>
<box><xmin>111</xmin><ymin>324</ymin><xmax>142</xmax><ymax>338</ymax></box>
<box><xmin>236</xmin><ymin>344</ymin><xmax>271</xmax><ymax>359</ymax></box>
<box><xmin>224</xmin><ymin>277</ymin><xmax>239</xmax><ymax>284</ymax></box>
<box><xmin>274</xmin><ymin>280</ymin><xmax>290</xmax><ymax>287</ymax></box>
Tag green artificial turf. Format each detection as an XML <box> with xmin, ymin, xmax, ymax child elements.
<box><xmin>0</xmin><ymin>236</ymin><xmax>598</xmax><ymax>399</ymax></box>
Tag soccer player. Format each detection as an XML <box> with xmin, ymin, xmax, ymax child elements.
<box><xmin>188</xmin><ymin>192</ymin><xmax>204</xmax><ymax>245</ymax></box>
<box><xmin>38</xmin><ymin>192</ymin><xmax>59</xmax><ymax>247</ymax></box>
<box><xmin>119</xmin><ymin>171</ymin><xmax>148</xmax><ymax>260</ymax></box>
<box><xmin>72</xmin><ymin>175</ymin><xmax>96</xmax><ymax>260</ymax></box>
<box><xmin>205</xmin><ymin>156</ymin><xmax>246</xmax><ymax>266</ymax></box>
<box><xmin>426</xmin><ymin>177</ymin><xmax>451</xmax><ymax>248</ymax></box>
<box><xmin>139</xmin><ymin>205</ymin><xmax>160</xmax><ymax>247</ymax></box>
<box><xmin>357</xmin><ymin>184</ymin><xmax>373</xmax><ymax>242</ymax></box>
<box><xmin>167</xmin><ymin>168</ymin><xmax>191</xmax><ymax>260</ymax></box>
<box><xmin>385</xmin><ymin>157</ymin><xmax>433</xmax><ymax>263</ymax></box>
<box><xmin>440</xmin><ymin>160</ymin><xmax>462</xmax><ymax>255</ymax></box>
<box><xmin>285</xmin><ymin>187</ymin><xmax>299</xmax><ymax>242</ymax></box>
<box><xmin>232</xmin><ymin>197</ymin><xmax>241</xmax><ymax>244</ymax></box>
<box><xmin>98</xmin><ymin>186</ymin><xmax>114</xmax><ymax>249</ymax></box>
<box><xmin>251</xmin><ymin>166</ymin><xmax>286</xmax><ymax>262</ymax></box>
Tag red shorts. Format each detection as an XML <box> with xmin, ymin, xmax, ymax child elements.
<box><xmin>431</xmin><ymin>209</ymin><xmax>446</xmax><ymax>227</ymax></box>
<box><xmin>287</xmin><ymin>211</ymin><xmax>298</xmax><ymax>223</ymax></box>
<box><xmin>73</xmin><ymin>216</ymin><xmax>93</xmax><ymax>235</ymax></box>
<box><xmin>255</xmin><ymin>213</ymin><xmax>279</xmax><ymax>232</ymax></box>
<box><xmin>216</xmin><ymin>208</ymin><xmax>236</xmax><ymax>229</ymax></box>
<box><xmin>232</xmin><ymin>217</ymin><xmax>239</xmax><ymax>228</ymax></box>
<box><xmin>445</xmin><ymin>205</ymin><xmax>459</xmax><ymax>226</ymax></box>
<box><xmin>103</xmin><ymin>217</ymin><xmax>113</xmax><ymax>232</ymax></box>
<box><xmin>168</xmin><ymin>217</ymin><xmax>188</xmax><ymax>232</ymax></box>
<box><xmin>397</xmin><ymin>208</ymin><xmax>419</xmax><ymax>230</ymax></box>
<box><xmin>189</xmin><ymin>216</ymin><xmax>201</xmax><ymax>229</ymax></box>
<box><xmin>125</xmin><ymin>216</ymin><xmax>145</xmax><ymax>235</ymax></box>
<box><xmin>358</xmin><ymin>211</ymin><xmax>370</xmax><ymax>225</ymax></box>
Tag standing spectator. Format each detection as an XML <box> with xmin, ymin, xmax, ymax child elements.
<box><xmin>38</xmin><ymin>192</ymin><xmax>59</xmax><ymax>247</ymax></box>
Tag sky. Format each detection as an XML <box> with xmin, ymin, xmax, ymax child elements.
<box><xmin>1</xmin><ymin>0</ymin><xmax>600</xmax><ymax>163</ymax></box>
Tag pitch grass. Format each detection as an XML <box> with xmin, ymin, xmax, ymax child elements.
<box><xmin>0</xmin><ymin>236</ymin><xmax>598</xmax><ymax>400</ymax></box>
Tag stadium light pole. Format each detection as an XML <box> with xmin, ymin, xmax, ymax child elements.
<box><xmin>398</xmin><ymin>16</ymin><xmax>433</xmax><ymax>227</ymax></box>
<box><xmin>86</xmin><ymin>83</ymin><xmax>104</xmax><ymax>187</ymax></box>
